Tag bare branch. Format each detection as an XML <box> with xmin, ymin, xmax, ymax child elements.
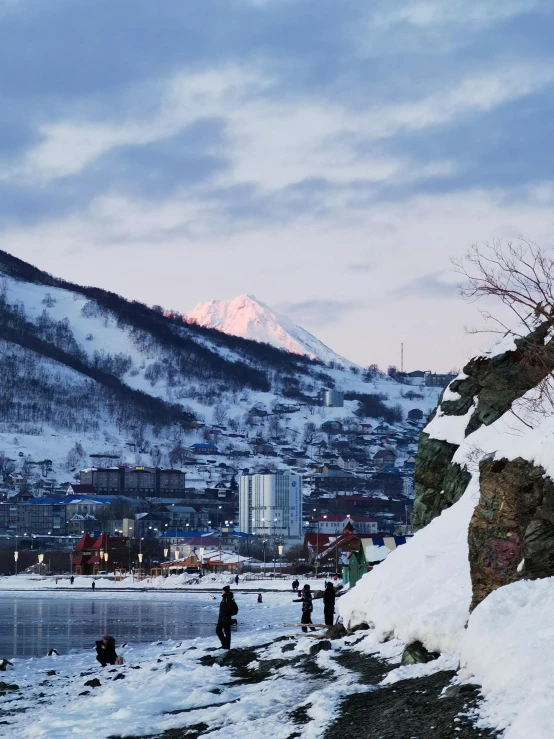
<box><xmin>454</xmin><ymin>239</ymin><xmax>554</xmax><ymax>426</ymax></box>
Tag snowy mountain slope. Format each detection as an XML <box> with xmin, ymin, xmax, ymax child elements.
<box><xmin>186</xmin><ymin>294</ymin><xmax>356</xmax><ymax>367</ymax></box>
<box><xmin>0</xmin><ymin>249</ymin><xmax>440</xmax><ymax>486</ymax></box>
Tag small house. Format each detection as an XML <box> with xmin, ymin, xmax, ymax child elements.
<box><xmin>342</xmin><ymin>543</ymin><xmax>369</xmax><ymax>587</ymax></box>
<box><xmin>321</xmin><ymin>420</ymin><xmax>343</xmax><ymax>434</ymax></box>
<box><xmin>373</xmin><ymin>449</ymin><xmax>396</xmax><ymax>469</ymax></box>
<box><xmin>190</xmin><ymin>443</ymin><xmax>218</xmax><ymax>455</ymax></box>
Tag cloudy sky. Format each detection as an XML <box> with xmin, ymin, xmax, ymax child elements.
<box><xmin>1</xmin><ymin>0</ymin><xmax>554</xmax><ymax>370</ymax></box>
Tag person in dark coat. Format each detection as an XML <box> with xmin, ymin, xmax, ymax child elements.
<box><xmin>297</xmin><ymin>584</ymin><xmax>317</xmax><ymax>633</ymax></box>
<box><xmin>96</xmin><ymin>635</ymin><xmax>117</xmax><ymax>667</ymax></box>
<box><xmin>291</xmin><ymin>579</ymin><xmax>299</xmax><ymax>592</ymax></box>
<box><xmin>70</xmin><ymin>576</ymin><xmax>74</xmax><ymax>585</ymax></box>
<box><xmin>323</xmin><ymin>582</ymin><xmax>336</xmax><ymax>626</ymax></box>
<box><xmin>91</xmin><ymin>580</ymin><xmax>95</xmax><ymax>591</ymax></box>
<box><xmin>235</xmin><ymin>574</ymin><xmax>239</xmax><ymax>585</ymax></box>
<box><xmin>216</xmin><ymin>586</ymin><xmax>237</xmax><ymax>649</ymax></box>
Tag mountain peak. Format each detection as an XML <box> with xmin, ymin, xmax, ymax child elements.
<box><xmin>185</xmin><ymin>294</ymin><xmax>355</xmax><ymax>367</ymax></box>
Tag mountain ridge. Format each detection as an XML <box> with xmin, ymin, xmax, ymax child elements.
<box><xmin>186</xmin><ymin>293</ymin><xmax>355</xmax><ymax>368</ymax></box>
<box><xmin>0</xmin><ymin>248</ymin><xmax>439</xmax><ymax>500</ymax></box>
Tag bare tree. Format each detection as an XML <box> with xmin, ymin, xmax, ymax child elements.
<box><xmin>213</xmin><ymin>403</ymin><xmax>228</xmax><ymax>426</ymax></box>
<box><xmin>303</xmin><ymin>422</ymin><xmax>316</xmax><ymax>444</ymax></box>
<box><xmin>150</xmin><ymin>447</ymin><xmax>162</xmax><ymax>467</ymax></box>
<box><xmin>453</xmin><ymin>239</ymin><xmax>554</xmax><ymax>333</ymax></box>
<box><xmin>453</xmin><ymin>239</ymin><xmax>554</xmax><ymax>422</ymax></box>
<box><xmin>268</xmin><ymin>415</ymin><xmax>282</xmax><ymax>436</ymax></box>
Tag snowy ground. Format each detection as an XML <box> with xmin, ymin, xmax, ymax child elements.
<box><xmin>0</xmin><ymin>587</ymin><xmax>493</xmax><ymax>739</ymax></box>
<box><xmin>0</xmin><ymin>573</ymin><xmax>331</xmax><ymax>592</ymax></box>
<box><xmin>0</xmin><ymin>590</ymin><xmax>345</xmax><ymax>739</ymax></box>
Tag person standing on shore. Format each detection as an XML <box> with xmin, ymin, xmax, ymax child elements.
<box><xmin>323</xmin><ymin>582</ymin><xmax>336</xmax><ymax>626</ymax></box>
<box><xmin>297</xmin><ymin>584</ymin><xmax>317</xmax><ymax>633</ymax></box>
<box><xmin>216</xmin><ymin>586</ymin><xmax>238</xmax><ymax>650</ymax></box>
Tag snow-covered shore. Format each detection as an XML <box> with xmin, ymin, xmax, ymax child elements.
<box><xmin>0</xmin><ymin>573</ymin><xmax>329</xmax><ymax>592</ymax></box>
<box><xmin>0</xmin><ymin>591</ymin><xmax>302</xmax><ymax>738</ymax></box>
<box><xmin>0</xmin><ymin>588</ymin><xmax>493</xmax><ymax>739</ymax></box>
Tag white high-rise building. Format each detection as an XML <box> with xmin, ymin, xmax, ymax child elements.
<box><xmin>239</xmin><ymin>472</ymin><xmax>302</xmax><ymax>539</ymax></box>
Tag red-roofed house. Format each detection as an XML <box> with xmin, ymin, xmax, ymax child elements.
<box><xmin>66</xmin><ymin>484</ymin><xmax>96</xmax><ymax>495</ymax></box>
<box><xmin>72</xmin><ymin>532</ymin><xmax>128</xmax><ymax>575</ymax></box>
<box><xmin>303</xmin><ymin>524</ymin><xmax>362</xmax><ymax>564</ymax></box>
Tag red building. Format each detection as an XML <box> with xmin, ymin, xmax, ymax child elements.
<box><xmin>72</xmin><ymin>532</ymin><xmax>128</xmax><ymax>575</ymax></box>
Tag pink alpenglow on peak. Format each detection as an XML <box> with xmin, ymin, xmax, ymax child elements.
<box><xmin>185</xmin><ymin>294</ymin><xmax>355</xmax><ymax>368</ymax></box>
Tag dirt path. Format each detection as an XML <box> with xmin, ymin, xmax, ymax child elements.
<box><xmin>117</xmin><ymin>632</ymin><xmax>499</xmax><ymax>739</ymax></box>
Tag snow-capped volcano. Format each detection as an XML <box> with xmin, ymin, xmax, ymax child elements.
<box><xmin>185</xmin><ymin>294</ymin><xmax>355</xmax><ymax>367</ymax></box>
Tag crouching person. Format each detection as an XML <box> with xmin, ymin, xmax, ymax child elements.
<box><xmin>96</xmin><ymin>635</ymin><xmax>118</xmax><ymax>667</ymax></box>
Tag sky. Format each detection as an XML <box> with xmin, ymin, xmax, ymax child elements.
<box><xmin>1</xmin><ymin>0</ymin><xmax>554</xmax><ymax>371</ymax></box>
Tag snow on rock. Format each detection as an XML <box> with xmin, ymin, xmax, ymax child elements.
<box><xmin>340</xmin><ymin>475</ymin><xmax>478</xmax><ymax>654</ymax></box>
<box><xmin>381</xmin><ymin>652</ymin><xmax>460</xmax><ymax>686</ymax></box>
<box><xmin>423</xmin><ymin>398</ymin><xmax>477</xmax><ymax>445</ymax></box>
<box><xmin>186</xmin><ymin>293</ymin><xmax>355</xmax><ymax>367</ymax></box>
<box><xmin>460</xmin><ymin>578</ymin><xmax>554</xmax><ymax>738</ymax></box>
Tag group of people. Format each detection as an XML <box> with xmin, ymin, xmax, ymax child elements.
<box><xmin>296</xmin><ymin>582</ymin><xmax>336</xmax><ymax>632</ymax></box>
<box><xmin>95</xmin><ymin>580</ymin><xmax>338</xmax><ymax>662</ymax></box>
<box><xmin>214</xmin><ymin>580</ymin><xmax>338</xmax><ymax>649</ymax></box>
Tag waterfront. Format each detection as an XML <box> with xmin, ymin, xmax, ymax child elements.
<box><xmin>0</xmin><ymin>592</ymin><xmax>219</xmax><ymax>658</ymax></box>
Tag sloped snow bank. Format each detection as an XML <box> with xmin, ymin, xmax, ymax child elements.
<box><xmin>460</xmin><ymin>578</ymin><xmax>554</xmax><ymax>739</ymax></box>
<box><xmin>339</xmin><ymin>478</ymin><xmax>478</xmax><ymax>654</ymax></box>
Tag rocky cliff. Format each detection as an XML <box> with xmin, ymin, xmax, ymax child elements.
<box><xmin>413</xmin><ymin>320</ymin><xmax>552</xmax><ymax>531</ymax></box>
<box><xmin>413</xmin><ymin>319</ymin><xmax>554</xmax><ymax>608</ymax></box>
<box><xmin>339</xmin><ymin>320</ymin><xmax>554</xmax><ymax>737</ymax></box>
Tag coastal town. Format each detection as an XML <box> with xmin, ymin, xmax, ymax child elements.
<box><xmin>0</xmin><ymin>372</ymin><xmax>449</xmax><ymax>582</ymax></box>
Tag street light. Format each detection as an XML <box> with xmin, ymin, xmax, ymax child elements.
<box><xmin>104</xmin><ymin>552</ymin><xmax>109</xmax><ymax>572</ymax></box>
<box><xmin>14</xmin><ymin>550</ymin><xmax>18</xmax><ymax>576</ymax></box>
<box><xmin>262</xmin><ymin>539</ymin><xmax>267</xmax><ymax>571</ymax></box>
<box><xmin>37</xmin><ymin>553</ymin><xmax>44</xmax><ymax>572</ymax></box>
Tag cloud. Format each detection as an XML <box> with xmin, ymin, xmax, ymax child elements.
<box><xmin>2</xmin><ymin>55</ymin><xmax>548</xmax><ymax>203</ymax></box>
<box><xmin>1</xmin><ymin>66</ymin><xmax>265</xmax><ymax>183</ymax></box>
<box><xmin>372</xmin><ymin>0</ymin><xmax>539</xmax><ymax>30</ymax></box>
<box><xmin>391</xmin><ymin>271</ymin><xmax>460</xmax><ymax>300</ymax></box>
<box><xmin>347</xmin><ymin>263</ymin><xmax>377</xmax><ymax>274</ymax></box>
<box><xmin>275</xmin><ymin>299</ymin><xmax>363</xmax><ymax>326</ymax></box>
<box><xmin>355</xmin><ymin>63</ymin><xmax>554</xmax><ymax>141</ymax></box>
